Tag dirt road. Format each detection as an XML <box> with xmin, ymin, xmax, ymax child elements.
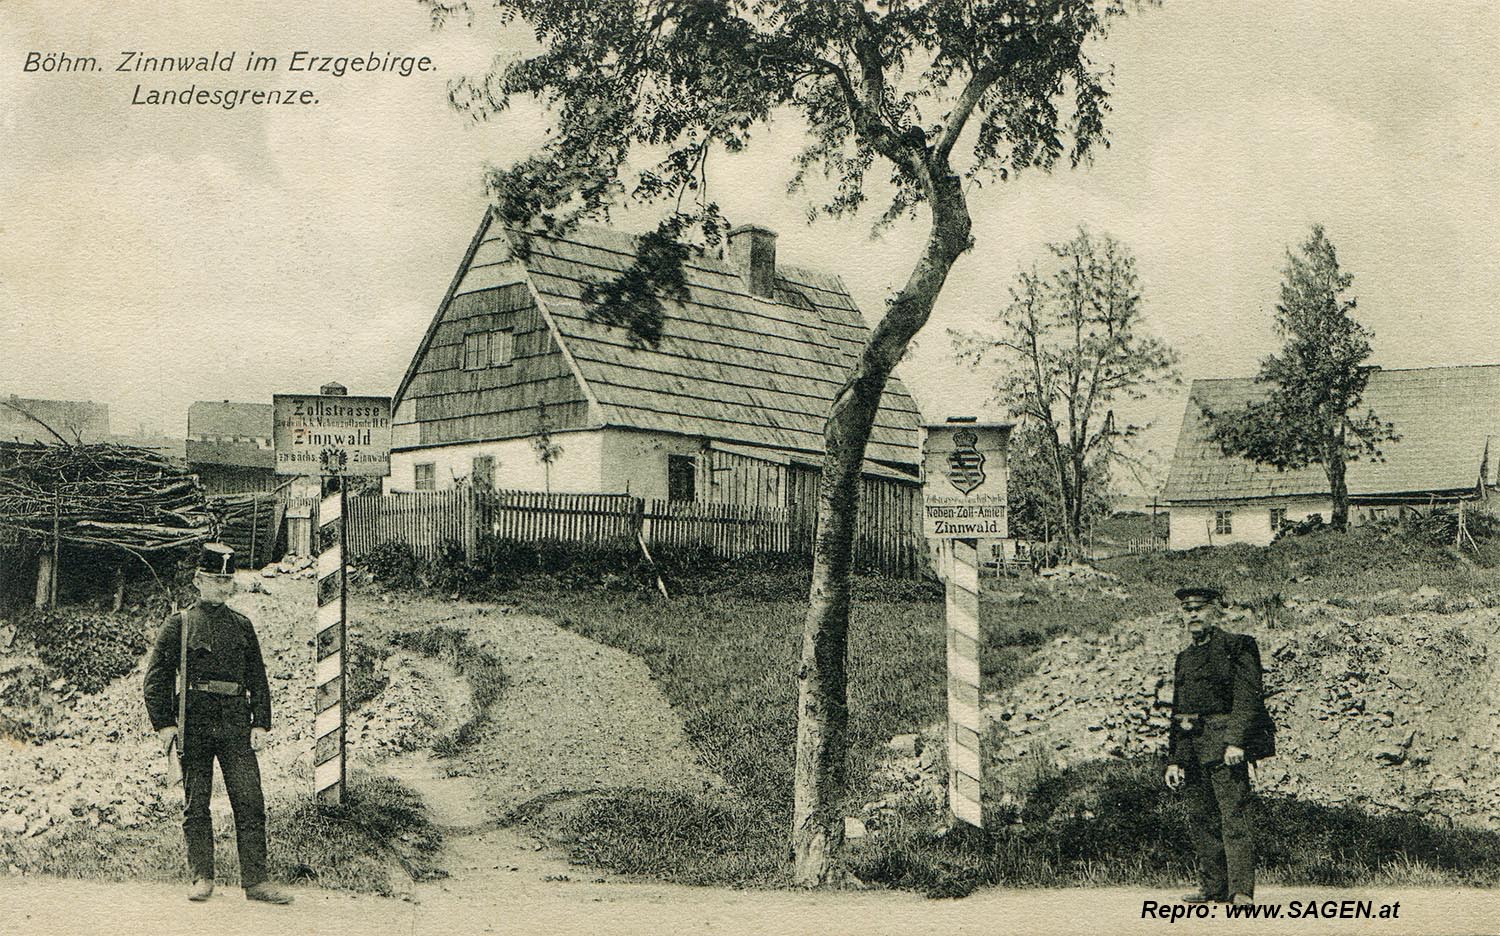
<box><xmin>6</xmin><ymin>876</ymin><xmax>1497</xmax><ymax>936</ymax></box>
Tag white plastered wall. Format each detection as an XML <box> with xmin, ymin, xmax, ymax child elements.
<box><xmin>1168</xmin><ymin>497</ymin><xmax>1333</xmax><ymax>550</ymax></box>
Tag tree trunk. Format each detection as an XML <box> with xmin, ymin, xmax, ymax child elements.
<box><xmin>1326</xmin><ymin>427</ymin><xmax>1350</xmax><ymax>531</ymax></box>
<box><xmin>1327</xmin><ymin>455</ymin><xmax>1350</xmax><ymax>531</ymax></box>
<box><xmin>35</xmin><ymin>552</ymin><xmax>54</xmax><ymax>609</ymax></box>
<box><xmin>793</xmin><ymin>177</ymin><xmax>972</xmax><ymax>885</ymax></box>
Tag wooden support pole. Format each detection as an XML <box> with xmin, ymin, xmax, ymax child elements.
<box><xmin>48</xmin><ymin>495</ymin><xmax>61</xmax><ymax>608</ymax></box>
<box><xmin>249</xmin><ymin>496</ymin><xmax>260</xmax><ymax>570</ymax></box>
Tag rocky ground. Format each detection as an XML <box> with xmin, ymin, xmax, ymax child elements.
<box><xmin>0</xmin><ymin>568</ymin><xmax>721</xmax><ymax>891</ymax></box>
<box><xmin>0</xmin><ymin>571</ymin><xmax>467</xmax><ymax>844</ymax></box>
<box><xmin>848</xmin><ymin>566</ymin><xmax>1500</xmax><ymax>836</ymax></box>
<box><xmin>884</xmin><ymin>567</ymin><xmax>1500</xmax><ymax>830</ymax></box>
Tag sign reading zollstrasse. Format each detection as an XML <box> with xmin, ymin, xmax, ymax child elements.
<box><xmin>272</xmin><ymin>394</ymin><xmax>392</xmax><ymax>477</ymax></box>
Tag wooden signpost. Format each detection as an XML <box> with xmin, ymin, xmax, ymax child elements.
<box><xmin>273</xmin><ymin>384</ymin><xmax>391</xmax><ymax>807</ymax></box>
<box><xmin>922</xmin><ymin>417</ymin><xmax>1012</xmax><ymax>829</ymax></box>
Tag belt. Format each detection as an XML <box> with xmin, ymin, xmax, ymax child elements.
<box><xmin>1174</xmin><ymin>713</ymin><xmax>1228</xmax><ymax>731</ymax></box>
<box><xmin>189</xmin><ymin>679</ymin><xmax>244</xmax><ymax>696</ymax></box>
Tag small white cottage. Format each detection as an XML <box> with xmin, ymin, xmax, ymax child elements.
<box><xmin>1163</xmin><ymin>365</ymin><xmax>1500</xmax><ymax>549</ymax></box>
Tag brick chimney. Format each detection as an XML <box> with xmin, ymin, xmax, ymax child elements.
<box><xmin>727</xmin><ymin>225</ymin><xmax>777</xmax><ymax>299</ymax></box>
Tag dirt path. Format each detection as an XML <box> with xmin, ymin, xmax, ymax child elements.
<box><xmin>351</xmin><ymin>595</ymin><xmax>722</xmax><ymax>899</ymax></box>
<box><xmin>364</xmin><ymin>599</ymin><xmax>720</xmax><ymax>816</ymax></box>
<box><xmin>453</xmin><ymin>603</ymin><xmax>721</xmax><ymax>806</ymax></box>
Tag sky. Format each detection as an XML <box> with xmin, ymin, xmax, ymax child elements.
<box><xmin>4</xmin><ymin>1</ymin><xmax>1499</xmax><ymax>495</ymax></box>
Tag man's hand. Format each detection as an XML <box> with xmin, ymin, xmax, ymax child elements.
<box><xmin>250</xmin><ymin>727</ymin><xmax>268</xmax><ymax>752</ymax></box>
<box><xmin>156</xmin><ymin>726</ymin><xmax>178</xmax><ymax>754</ymax></box>
<box><xmin>1164</xmin><ymin>764</ymin><xmax>1184</xmax><ymax>790</ymax></box>
<box><xmin>1224</xmin><ymin>745</ymin><xmax>1246</xmax><ymax>766</ymax></box>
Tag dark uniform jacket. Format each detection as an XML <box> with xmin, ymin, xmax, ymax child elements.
<box><xmin>1167</xmin><ymin>626</ymin><xmax>1275</xmax><ymax>766</ymax></box>
<box><xmin>143</xmin><ymin>602</ymin><xmax>272</xmax><ymax>737</ymax></box>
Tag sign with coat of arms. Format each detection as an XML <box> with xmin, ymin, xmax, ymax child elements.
<box><xmin>921</xmin><ymin>419</ymin><xmax>1011</xmax><ymax>539</ymax></box>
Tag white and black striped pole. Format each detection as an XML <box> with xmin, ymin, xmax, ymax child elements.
<box><xmin>313</xmin><ymin>479</ymin><xmax>346</xmax><ymax>807</ymax></box>
<box><xmin>922</xmin><ymin>418</ymin><xmax>1012</xmax><ymax>831</ymax></box>
<box><xmin>272</xmin><ymin>382</ymin><xmax>392</xmax><ymax>812</ymax></box>
<box><xmin>945</xmin><ymin>537</ymin><xmax>984</xmax><ymax>827</ymax></box>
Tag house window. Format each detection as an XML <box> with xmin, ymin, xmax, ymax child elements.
<box><xmin>463</xmin><ymin>332</ymin><xmax>487</xmax><ymax>371</ymax></box>
<box><xmin>1214</xmin><ymin>510</ymin><xmax>1234</xmax><ymax>535</ymax></box>
<box><xmin>1269</xmin><ymin>508</ymin><xmax>1287</xmax><ymax>531</ymax></box>
<box><xmin>668</xmin><ymin>454</ymin><xmax>696</xmax><ymax>503</ymax></box>
<box><xmin>490</xmin><ymin>328</ymin><xmax>514</xmax><ymax>367</ymax></box>
<box><xmin>414</xmin><ymin>463</ymin><xmax>436</xmax><ymax>492</ymax></box>
<box><xmin>471</xmin><ymin>455</ymin><xmax>495</xmax><ymax>489</ymax></box>
<box><xmin>463</xmin><ymin>329</ymin><xmax>515</xmax><ymax>371</ymax></box>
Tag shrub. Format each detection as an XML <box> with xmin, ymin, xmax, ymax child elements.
<box><xmin>358</xmin><ymin>542</ymin><xmax>424</xmax><ymax>591</ymax></box>
<box><xmin>16</xmin><ymin>608</ymin><xmax>149</xmax><ymax>693</ymax></box>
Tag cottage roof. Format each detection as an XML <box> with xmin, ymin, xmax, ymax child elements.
<box><xmin>187</xmin><ymin>401</ymin><xmax>272</xmax><ymax>440</ymax></box>
<box><xmin>395</xmin><ymin>215</ymin><xmax>921</xmax><ymax>468</ymax></box>
<box><xmin>1163</xmin><ymin>365</ymin><xmax>1500</xmax><ymax>503</ymax></box>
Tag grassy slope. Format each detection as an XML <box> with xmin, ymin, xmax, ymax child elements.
<box><xmin>505</xmin><ymin>528</ymin><xmax>1500</xmax><ymax>893</ymax></box>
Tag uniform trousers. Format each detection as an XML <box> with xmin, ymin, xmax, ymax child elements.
<box><xmin>181</xmin><ymin>730</ymin><xmax>267</xmax><ymax>887</ymax></box>
<box><xmin>1183</xmin><ymin>759</ymin><xmax>1255</xmax><ymax>899</ymax></box>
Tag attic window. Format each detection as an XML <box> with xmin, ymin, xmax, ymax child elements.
<box><xmin>463</xmin><ymin>329</ymin><xmax>514</xmax><ymax>371</ymax></box>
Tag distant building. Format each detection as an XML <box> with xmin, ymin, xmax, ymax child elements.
<box><xmin>0</xmin><ymin>395</ymin><xmax>109</xmax><ymax>443</ymax></box>
<box><xmin>186</xmin><ymin>401</ymin><xmax>278</xmax><ymax>494</ymax></box>
<box><xmin>388</xmin><ymin>215</ymin><xmax>923</xmax><ymax>535</ymax></box>
<box><xmin>1163</xmin><ymin>365</ymin><xmax>1500</xmax><ymax>549</ymax></box>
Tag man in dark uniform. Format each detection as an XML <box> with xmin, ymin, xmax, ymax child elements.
<box><xmin>1164</xmin><ymin>585</ymin><xmax>1275</xmax><ymax>906</ymax></box>
<box><xmin>143</xmin><ymin>543</ymin><xmax>292</xmax><ymax>905</ymax></box>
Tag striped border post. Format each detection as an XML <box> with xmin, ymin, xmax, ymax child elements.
<box><xmin>313</xmin><ymin>487</ymin><xmax>347</xmax><ymax>807</ymax></box>
<box><xmin>945</xmin><ymin>538</ymin><xmax>983</xmax><ymax>828</ymax></box>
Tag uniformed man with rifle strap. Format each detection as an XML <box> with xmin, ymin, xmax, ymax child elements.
<box><xmin>143</xmin><ymin>542</ymin><xmax>292</xmax><ymax>905</ymax></box>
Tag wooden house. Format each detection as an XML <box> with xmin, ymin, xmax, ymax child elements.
<box><xmin>389</xmin><ymin>214</ymin><xmax>924</xmax><ymax>540</ymax></box>
<box><xmin>1163</xmin><ymin>365</ymin><xmax>1500</xmax><ymax>548</ymax></box>
<box><xmin>186</xmin><ymin>401</ymin><xmax>279</xmax><ymax>495</ymax></box>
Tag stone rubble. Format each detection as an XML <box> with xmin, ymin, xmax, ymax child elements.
<box><xmin>982</xmin><ymin>596</ymin><xmax>1500</xmax><ymax>828</ymax></box>
<box><xmin>0</xmin><ymin>575</ymin><xmax>459</xmax><ymax>843</ymax></box>
<box><xmin>866</xmin><ymin>589</ymin><xmax>1500</xmax><ymax>831</ymax></box>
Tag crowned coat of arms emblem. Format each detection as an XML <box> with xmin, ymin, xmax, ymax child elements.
<box><xmin>945</xmin><ymin>428</ymin><xmax>986</xmax><ymax>495</ymax></box>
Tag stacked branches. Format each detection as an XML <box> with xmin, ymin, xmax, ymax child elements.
<box><xmin>0</xmin><ymin>441</ymin><xmax>214</xmax><ymax>553</ymax></box>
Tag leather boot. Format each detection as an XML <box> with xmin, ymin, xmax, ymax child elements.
<box><xmin>244</xmin><ymin>883</ymin><xmax>294</xmax><ymax>905</ymax></box>
<box><xmin>187</xmin><ymin>879</ymin><xmax>214</xmax><ymax>902</ymax></box>
<box><xmin>1181</xmin><ymin>892</ymin><xmax>1226</xmax><ymax>904</ymax></box>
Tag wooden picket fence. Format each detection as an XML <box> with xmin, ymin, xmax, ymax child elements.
<box><xmin>345</xmin><ymin>486</ymin><xmax>926</xmax><ymax>576</ymax></box>
<box><xmin>346</xmin><ymin>489</ymin><xmax>483</xmax><ymax>560</ymax></box>
<box><xmin>642</xmin><ymin>498</ymin><xmax>794</xmax><ymax>557</ymax></box>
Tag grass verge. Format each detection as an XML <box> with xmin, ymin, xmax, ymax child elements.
<box><xmin>1</xmin><ymin>772</ymin><xmax>443</xmax><ymax>895</ymax></box>
<box><xmin>852</xmin><ymin>759</ymin><xmax>1500</xmax><ymax>897</ymax></box>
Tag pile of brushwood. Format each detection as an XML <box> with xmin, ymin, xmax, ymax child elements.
<box><xmin>0</xmin><ymin>441</ymin><xmax>213</xmax><ymax>552</ymax></box>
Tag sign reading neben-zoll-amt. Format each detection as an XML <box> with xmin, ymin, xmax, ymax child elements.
<box><xmin>921</xmin><ymin>420</ymin><xmax>1011</xmax><ymax>539</ymax></box>
<box><xmin>272</xmin><ymin>394</ymin><xmax>392</xmax><ymax>477</ymax></box>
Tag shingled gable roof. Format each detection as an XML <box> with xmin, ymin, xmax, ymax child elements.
<box><xmin>1163</xmin><ymin>365</ymin><xmax>1500</xmax><ymax>503</ymax></box>
<box><xmin>395</xmin><ymin>213</ymin><xmax>923</xmax><ymax>468</ymax></box>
